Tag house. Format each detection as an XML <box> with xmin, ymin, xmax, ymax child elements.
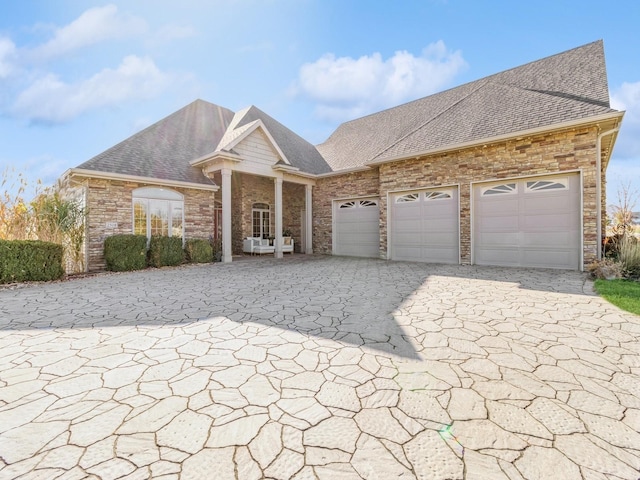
<box><xmin>61</xmin><ymin>40</ymin><xmax>623</xmax><ymax>271</ymax></box>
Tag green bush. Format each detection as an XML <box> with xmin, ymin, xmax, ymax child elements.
<box><xmin>185</xmin><ymin>238</ymin><xmax>213</xmax><ymax>263</ymax></box>
<box><xmin>0</xmin><ymin>239</ymin><xmax>64</xmax><ymax>283</ymax></box>
<box><xmin>104</xmin><ymin>234</ymin><xmax>147</xmax><ymax>272</ymax></box>
<box><xmin>148</xmin><ymin>236</ymin><xmax>184</xmax><ymax>268</ymax></box>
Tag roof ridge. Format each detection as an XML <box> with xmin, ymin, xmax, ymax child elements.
<box><xmin>372</xmin><ymin>79</ymin><xmax>489</xmax><ymax>161</ymax></box>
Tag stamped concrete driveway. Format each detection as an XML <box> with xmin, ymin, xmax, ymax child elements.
<box><xmin>1</xmin><ymin>256</ymin><xmax>639</xmax><ymax>480</ymax></box>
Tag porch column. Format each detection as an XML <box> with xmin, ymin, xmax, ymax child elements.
<box><xmin>274</xmin><ymin>178</ymin><xmax>283</xmax><ymax>259</ymax></box>
<box><xmin>221</xmin><ymin>168</ymin><xmax>233</xmax><ymax>263</ymax></box>
<box><xmin>305</xmin><ymin>184</ymin><xmax>313</xmax><ymax>254</ymax></box>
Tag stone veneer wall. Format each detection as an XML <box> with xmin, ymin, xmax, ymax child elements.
<box><xmin>313</xmin><ymin>126</ymin><xmax>601</xmax><ymax>267</ymax></box>
<box><xmin>283</xmin><ymin>183</ymin><xmax>305</xmax><ymax>251</ymax></box>
<box><xmin>84</xmin><ymin>178</ymin><xmax>216</xmax><ymax>271</ymax></box>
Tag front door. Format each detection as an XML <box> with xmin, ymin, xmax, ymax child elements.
<box><xmin>252</xmin><ymin>203</ymin><xmax>270</xmax><ymax>239</ymax></box>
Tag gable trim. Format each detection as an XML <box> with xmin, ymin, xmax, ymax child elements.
<box><xmin>224</xmin><ymin>120</ymin><xmax>291</xmax><ymax>166</ymax></box>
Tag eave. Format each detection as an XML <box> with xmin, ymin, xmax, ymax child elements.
<box><xmin>65</xmin><ymin>168</ymin><xmax>220</xmax><ymax>192</ymax></box>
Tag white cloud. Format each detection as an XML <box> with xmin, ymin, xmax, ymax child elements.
<box><xmin>33</xmin><ymin>4</ymin><xmax>147</xmax><ymax>59</ymax></box>
<box><xmin>12</xmin><ymin>55</ymin><xmax>170</xmax><ymax>123</ymax></box>
<box><xmin>0</xmin><ymin>37</ymin><xmax>17</xmax><ymax>78</ymax></box>
<box><xmin>611</xmin><ymin>81</ymin><xmax>640</xmax><ymax>159</ymax></box>
<box><xmin>293</xmin><ymin>41</ymin><xmax>467</xmax><ymax>121</ymax></box>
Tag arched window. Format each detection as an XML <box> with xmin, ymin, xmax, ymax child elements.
<box><xmin>132</xmin><ymin>187</ymin><xmax>184</xmax><ymax>238</ymax></box>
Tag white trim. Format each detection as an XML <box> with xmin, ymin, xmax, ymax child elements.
<box><xmin>67</xmin><ymin>168</ymin><xmax>219</xmax><ymax>192</ymax></box>
<box><xmin>224</xmin><ymin>120</ymin><xmax>291</xmax><ymax>166</ymax></box>
<box><xmin>191</xmin><ymin>151</ymin><xmax>243</xmax><ymax>167</ymax></box>
<box><xmin>365</xmin><ymin>111</ymin><xmax>625</xmax><ymax>167</ymax></box>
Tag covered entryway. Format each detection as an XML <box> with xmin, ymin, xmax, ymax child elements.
<box><xmin>333</xmin><ymin>198</ymin><xmax>380</xmax><ymax>258</ymax></box>
<box><xmin>473</xmin><ymin>173</ymin><xmax>581</xmax><ymax>269</ymax></box>
<box><xmin>389</xmin><ymin>187</ymin><xmax>459</xmax><ymax>264</ymax></box>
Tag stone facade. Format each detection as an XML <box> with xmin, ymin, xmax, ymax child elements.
<box><xmin>83</xmin><ymin>178</ymin><xmax>216</xmax><ymax>271</ymax></box>
<box><xmin>313</xmin><ymin>126</ymin><xmax>602</xmax><ymax>268</ymax></box>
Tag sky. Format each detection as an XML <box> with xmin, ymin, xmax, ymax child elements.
<box><xmin>1</xmin><ymin>0</ymin><xmax>639</xmax><ymax>207</ymax></box>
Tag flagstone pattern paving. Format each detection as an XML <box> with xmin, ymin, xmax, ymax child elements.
<box><xmin>0</xmin><ymin>256</ymin><xmax>639</xmax><ymax>479</ymax></box>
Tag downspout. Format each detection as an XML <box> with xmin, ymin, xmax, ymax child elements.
<box><xmin>596</xmin><ymin>127</ymin><xmax>619</xmax><ymax>259</ymax></box>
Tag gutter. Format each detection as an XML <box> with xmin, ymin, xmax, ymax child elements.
<box><xmin>66</xmin><ymin>168</ymin><xmax>220</xmax><ymax>192</ymax></box>
<box><xmin>596</xmin><ymin>126</ymin><xmax>621</xmax><ymax>259</ymax></box>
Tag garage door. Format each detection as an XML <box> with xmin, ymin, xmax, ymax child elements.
<box><xmin>390</xmin><ymin>187</ymin><xmax>459</xmax><ymax>264</ymax></box>
<box><xmin>473</xmin><ymin>174</ymin><xmax>581</xmax><ymax>269</ymax></box>
<box><xmin>334</xmin><ymin>198</ymin><xmax>380</xmax><ymax>258</ymax></box>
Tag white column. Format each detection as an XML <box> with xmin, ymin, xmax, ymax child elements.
<box><xmin>274</xmin><ymin>178</ymin><xmax>283</xmax><ymax>259</ymax></box>
<box><xmin>221</xmin><ymin>168</ymin><xmax>233</xmax><ymax>263</ymax></box>
<box><xmin>305</xmin><ymin>184</ymin><xmax>313</xmax><ymax>254</ymax></box>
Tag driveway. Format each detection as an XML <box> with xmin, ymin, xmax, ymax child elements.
<box><xmin>0</xmin><ymin>256</ymin><xmax>639</xmax><ymax>479</ymax></box>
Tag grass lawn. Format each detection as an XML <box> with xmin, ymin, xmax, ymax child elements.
<box><xmin>594</xmin><ymin>279</ymin><xmax>640</xmax><ymax>315</ymax></box>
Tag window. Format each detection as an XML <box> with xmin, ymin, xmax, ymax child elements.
<box><xmin>252</xmin><ymin>203</ymin><xmax>270</xmax><ymax>238</ymax></box>
<box><xmin>481</xmin><ymin>183</ymin><xmax>517</xmax><ymax>196</ymax></box>
<box><xmin>132</xmin><ymin>187</ymin><xmax>184</xmax><ymax>239</ymax></box>
<box><xmin>526</xmin><ymin>179</ymin><xmax>568</xmax><ymax>192</ymax></box>
<box><xmin>359</xmin><ymin>200</ymin><xmax>378</xmax><ymax>207</ymax></box>
<box><xmin>425</xmin><ymin>191</ymin><xmax>452</xmax><ymax>200</ymax></box>
<box><xmin>339</xmin><ymin>201</ymin><xmax>356</xmax><ymax>209</ymax></box>
<box><xmin>396</xmin><ymin>193</ymin><xmax>419</xmax><ymax>203</ymax></box>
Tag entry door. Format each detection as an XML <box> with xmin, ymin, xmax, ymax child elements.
<box><xmin>252</xmin><ymin>204</ymin><xmax>270</xmax><ymax>239</ymax></box>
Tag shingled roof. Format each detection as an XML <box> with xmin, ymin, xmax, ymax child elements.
<box><xmin>75</xmin><ymin>41</ymin><xmax>617</xmax><ymax>181</ymax></box>
<box><xmin>316</xmin><ymin>40</ymin><xmax>617</xmax><ymax>171</ymax></box>
<box><xmin>77</xmin><ymin>99</ymin><xmax>235</xmax><ymax>185</ymax></box>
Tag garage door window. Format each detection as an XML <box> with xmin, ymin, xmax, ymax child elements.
<box><xmin>396</xmin><ymin>193</ymin><xmax>419</xmax><ymax>203</ymax></box>
<box><xmin>425</xmin><ymin>191</ymin><xmax>452</xmax><ymax>200</ymax></box>
<box><xmin>481</xmin><ymin>183</ymin><xmax>516</xmax><ymax>196</ymax></box>
<box><xmin>525</xmin><ymin>179</ymin><xmax>568</xmax><ymax>192</ymax></box>
<box><xmin>339</xmin><ymin>200</ymin><xmax>378</xmax><ymax>208</ymax></box>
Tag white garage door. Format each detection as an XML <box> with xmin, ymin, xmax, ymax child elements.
<box><xmin>334</xmin><ymin>198</ymin><xmax>380</xmax><ymax>258</ymax></box>
<box><xmin>473</xmin><ymin>174</ymin><xmax>581</xmax><ymax>269</ymax></box>
<box><xmin>390</xmin><ymin>187</ymin><xmax>459</xmax><ymax>264</ymax></box>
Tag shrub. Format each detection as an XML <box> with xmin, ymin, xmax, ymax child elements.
<box><xmin>587</xmin><ymin>258</ymin><xmax>623</xmax><ymax>280</ymax></box>
<box><xmin>185</xmin><ymin>238</ymin><xmax>213</xmax><ymax>263</ymax></box>
<box><xmin>618</xmin><ymin>235</ymin><xmax>640</xmax><ymax>279</ymax></box>
<box><xmin>0</xmin><ymin>239</ymin><xmax>64</xmax><ymax>283</ymax></box>
<box><xmin>210</xmin><ymin>236</ymin><xmax>222</xmax><ymax>262</ymax></box>
<box><xmin>104</xmin><ymin>234</ymin><xmax>147</xmax><ymax>272</ymax></box>
<box><xmin>148</xmin><ymin>236</ymin><xmax>184</xmax><ymax>268</ymax></box>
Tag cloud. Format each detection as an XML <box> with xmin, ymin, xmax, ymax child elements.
<box><xmin>33</xmin><ymin>4</ymin><xmax>147</xmax><ymax>59</ymax></box>
<box><xmin>293</xmin><ymin>41</ymin><xmax>467</xmax><ymax>122</ymax></box>
<box><xmin>611</xmin><ymin>81</ymin><xmax>640</xmax><ymax>159</ymax></box>
<box><xmin>12</xmin><ymin>55</ymin><xmax>170</xmax><ymax>123</ymax></box>
<box><xmin>0</xmin><ymin>37</ymin><xmax>17</xmax><ymax>78</ymax></box>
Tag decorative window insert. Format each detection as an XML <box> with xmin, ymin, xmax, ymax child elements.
<box><xmin>359</xmin><ymin>200</ymin><xmax>378</xmax><ymax>207</ymax></box>
<box><xmin>339</xmin><ymin>201</ymin><xmax>357</xmax><ymax>209</ymax></box>
<box><xmin>481</xmin><ymin>183</ymin><xmax>517</xmax><ymax>196</ymax></box>
<box><xmin>425</xmin><ymin>191</ymin><xmax>452</xmax><ymax>200</ymax></box>
<box><xmin>252</xmin><ymin>203</ymin><xmax>270</xmax><ymax>239</ymax></box>
<box><xmin>396</xmin><ymin>193</ymin><xmax>419</xmax><ymax>203</ymax></box>
<box><xmin>525</xmin><ymin>178</ymin><xmax>568</xmax><ymax>192</ymax></box>
<box><xmin>132</xmin><ymin>187</ymin><xmax>184</xmax><ymax>239</ymax></box>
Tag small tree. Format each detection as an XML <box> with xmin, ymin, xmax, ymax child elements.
<box><xmin>609</xmin><ymin>181</ymin><xmax>638</xmax><ymax>237</ymax></box>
